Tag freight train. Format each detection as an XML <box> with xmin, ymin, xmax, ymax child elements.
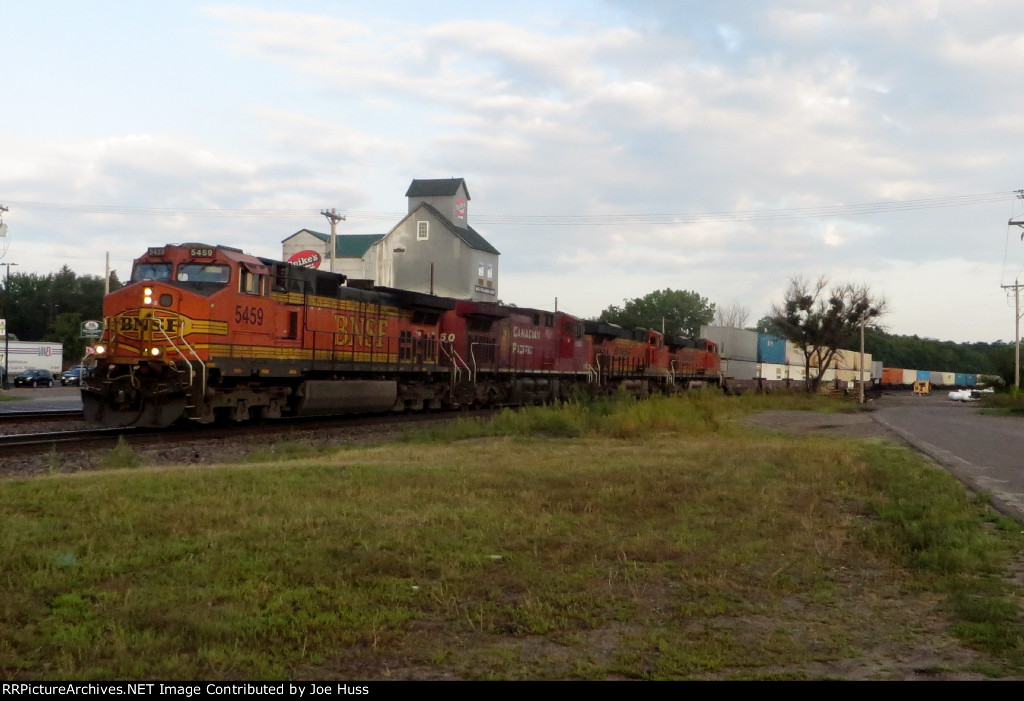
<box><xmin>82</xmin><ymin>243</ymin><xmax>721</xmax><ymax>428</ymax></box>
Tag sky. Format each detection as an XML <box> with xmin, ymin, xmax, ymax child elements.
<box><xmin>3</xmin><ymin>0</ymin><xmax>1024</xmax><ymax>344</ymax></box>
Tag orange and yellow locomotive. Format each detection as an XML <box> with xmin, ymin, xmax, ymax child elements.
<box><xmin>83</xmin><ymin>243</ymin><xmax>722</xmax><ymax>427</ymax></box>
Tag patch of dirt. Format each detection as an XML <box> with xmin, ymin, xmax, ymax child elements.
<box><xmin>743</xmin><ymin>408</ymin><xmax>901</xmax><ymax>441</ymax></box>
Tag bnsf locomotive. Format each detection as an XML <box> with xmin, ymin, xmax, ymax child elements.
<box><xmin>82</xmin><ymin>243</ymin><xmax>721</xmax><ymax>428</ymax></box>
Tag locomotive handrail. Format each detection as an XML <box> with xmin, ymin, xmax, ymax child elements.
<box><xmin>441</xmin><ymin>342</ymin><xmax>472</xmax><ymax>384</ymax></box>
<box><xmin>156</xmin><ymin>319</ymin><xmax>207</xmax><ymax>402</ymax></box>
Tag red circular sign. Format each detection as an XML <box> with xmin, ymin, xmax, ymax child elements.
<box><xmin>288</xmin><ymin>249</ymin><xmax>322</xmax><ymax>268</ymax></box>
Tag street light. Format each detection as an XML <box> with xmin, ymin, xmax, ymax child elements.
<box><xmin>2</xmin><ymin>262</ymin><xmax>17</xmax><ymax>389</ymax></box>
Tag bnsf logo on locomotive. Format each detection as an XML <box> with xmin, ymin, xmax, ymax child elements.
<box><xmin>334</xmin><ymin>314</ymin><xmax>388</xmax><ymax>348</ymax></box>
<box><xmin>118</xmin><ymin>314</ymin><xmax>182</xmax><ymax>334</ymax></box>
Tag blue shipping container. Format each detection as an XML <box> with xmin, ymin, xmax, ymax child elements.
<box><xmin>917</xmin><ymin>369</ymin><xmax>931</xmax><ymax>381</ymax></box>
<box><xmin>955</xmin><ymin>373</ymin><xmax>977</xmax><ymax>387</ymax></box>
<box><xmin>757</xmin><ymin>334</ymin><xmax>787</xmax><ymax>364</ymax></box>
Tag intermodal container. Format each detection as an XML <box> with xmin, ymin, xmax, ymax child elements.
<box><xmin>788</xmin><ymin>364</ymin><xmax>807</xmax><ymax>382</ymax></box>
<box><xmin>836</xmin><ymin>369</ymin><xmax>858</xmax><ymax>383</ymax></box>
<box><xmin>757</xmin><ymin>334</ymin><xmax>787</xmax><ymax>364</ymax></box>
<box><xmin>917</xmin><ymin>369</ymin><xmax>931</xmax><ymax>381</ymax></box>
<box><xmin>722</xmin><ymin>358</ymin><xmax>758</xmax><ymax>380</ymax></box>
<box><xmin>758</xmin><ymin>362</ymin><xmax>787</xmax><ymax>380</ymax></box>
<box><xmin>785</xmin><ymin>341</ymin><xmax>806</xmax><ymax>367</ymax></box>
<box><xmin>882</xmin><ymin>367</ymin><xmax>904</xmax><ymax>385</ymax></box>
<box><xmin>939</xmin><ymin>372</ymin><xmax>955</xmax><ymax>386</ymax></box>
<box><xmin>700</xmin><ymin>326</ymin><xmax>758</xmax><ymax>362</ymax></box>
<box><xmin>902</xmin><ymin>369</ymin><xmax>918</xmax><ymax>385</ymax></box>
<box><xmin>872</xmin><ymin>361</ymin><xmax>883</xmax><ymax>381</ymax></box>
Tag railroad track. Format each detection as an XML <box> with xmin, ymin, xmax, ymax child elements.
<box><xmin>0</xmin><ymin>426</ymin><xmax>137</xmax><ymax>451</ymax></box>
<box><xmin>0</xmin><ymin>409</ymin><xmax>84</xmax><ymax>422</ymax></box>
<box><xmin>0</xmin><ymin>408</ymin><xmax>499</xmax><ymax>469</ymax></box>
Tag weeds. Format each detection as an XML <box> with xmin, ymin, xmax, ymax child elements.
<box><xmin>99</xmin><ymin>435</ymin><xmax>141</xmax><ymax>470</ymax></box>
<box><xmin>1</xmin><ymin>392</ymin><xmax>1022</xmax><ymax>679</ymax></box>
<box><xmin>45</xmin><ymin>443</ymin><xmax>60</xmax><ymax>474</ymax></box>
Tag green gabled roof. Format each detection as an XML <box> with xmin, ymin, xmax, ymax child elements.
<box><xmin>285</xmin><ymin>229</ymin><xmax>385</xmax><ymax>258</ymax></box>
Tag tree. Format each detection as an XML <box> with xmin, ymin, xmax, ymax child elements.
<box><xmin>754</xmin><ymin>315</ymin><xmax>786</xmax><ymax>337</ymax></box>
<box><xmin>713</xmin><ymin>301</ymin><xmax>750</xmax><ymax>329</ymax></box>
<box><xmin>598</xmin><ymin>288</ymin><xmax>715</xmax><ymax>338</ymax></box>
<box><xmin>1</xmin><ymin>267</ymin><xmax>112</xmax><ymax>363</ymax></box>
<box><xmin>769</xmin><ymin>276</ymin><xmax>886</xmax><ymax>392</ymax></box>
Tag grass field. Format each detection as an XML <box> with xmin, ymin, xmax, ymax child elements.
<box><xmin>2</xmin><ymin>393</ymin><xmax>1022</xmax><ymax>680</ymax></box>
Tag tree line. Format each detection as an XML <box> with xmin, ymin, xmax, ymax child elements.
<box><xmin>599</xmin><ymin>282</ymin><xmax>1016</xmax><ymax>389</ymax></box>
<box><xmin>2</xmin><ymin>266</ymin><xmax>121</xmax><ymax>365</ymax></box>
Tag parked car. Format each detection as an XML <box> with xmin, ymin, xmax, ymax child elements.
<box><xmin>13</xmin><ymin>369</ymin><xmax>54</xmax><ymax>388</ymax></box>
<box><xmin>61</xmin><ymin>365</ymin><xmax>87</xmax><ymax>386</ymax></box>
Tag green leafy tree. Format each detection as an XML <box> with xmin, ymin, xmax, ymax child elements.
<box><xmin>770</xmin><ymin>276</ymin><xmax>886</xmax><ymax>392</ymax></box>
<box><xmin>1</xmin><ymin>267</ymin><xmax>115</xmax><ymax>367</ymax></box>
<box><xmin>755</xmin><ymin>315</ymin><xmax>786</xmax><ymax>337</ymax></box>
<box><xmin>49</xmin><ymin>312</ymin><xmax>86</xmax><ymax>363</ymax></box>
<box><xmin>598</xmin><ymin>288</ymin><xmax>715</xmax><ymax>338</ymax></box>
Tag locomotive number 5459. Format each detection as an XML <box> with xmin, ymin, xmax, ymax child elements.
<box><xmin>234</xmin><ymin>305</ymin><xmax>265</xmax><ymax>325</ymax></box>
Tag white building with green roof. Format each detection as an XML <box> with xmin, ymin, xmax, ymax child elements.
<box><xmin>281</xmin><ymin>178</ymin><xmax>501</xmax><ymax>300</ymax></box>
<box><xmin>281</xmin><ymin>229</ymin><xmax>384</xmax><ymax>281</ymax></box>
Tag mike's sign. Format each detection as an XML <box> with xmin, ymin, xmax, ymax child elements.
<box><xmin>287</xmin><ymin>250</ymin><xmax>322</xmax><ymax>269</ymax></box>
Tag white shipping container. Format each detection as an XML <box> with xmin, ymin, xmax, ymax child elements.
<box><xmin>787</xmin><ymin>364</ymin><xmax>807</xmax><ymax>382</ymax></box>
<box><xmin>940</xmin><ymin>372</ymin><xmax>956</xmax><ymax>386</ymax></box>
<box><xmin>0</xmin><ymin>341</ymin><xmax>63</xmax><ymax>377</ymax></box>
<box><xmin>785</xmin><ymin>341</ymin><xmax>805</xmax><ymax>367</ymax></box>
<box><xmin>833</xmin><ymin>349</ymin><xmax>854</xmax><ymax>370</ymax></box>
<box><xmin>758</xmin><ymin>363</ymin><xmax>787</xmax><ymax>380</ymax></box>
<box><xmin>700</xmin><ymin>326</ymin><xmax>758</xmax><ymax>362</ymax></box>
<box><xmin>902</xmin><ymin>368</ymin><xmax>918</xmax><ymax>385</ymax></box>
<box><xmin>722</xmin><ymin>358</ymin><xmax>758</xmax><ymax>380</ymax></box>
<box><xmin>872</xmin><ymin>361</ymin><xmax>883</xmax><ymax>380</ymax></box>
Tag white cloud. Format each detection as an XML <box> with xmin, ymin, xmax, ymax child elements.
<box><xmin>1</xmin><ymin>1</ymin><xmax>1023</xmax><ymax>343</ymax></box>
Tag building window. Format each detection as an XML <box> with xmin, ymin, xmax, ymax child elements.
<box><xmin>486</xmin><ymin>264</ymin><xmax>493</xmax><ymax>279</ymax></box>
<box><xmin>417</xmin><ymin>221</ymin><xmax>429</xmax><ymax>240</ymax></box>
<box><xmin>478</xmin><ymin>263</ymin><xmax>485</xmax><ymax>277</ymax></box>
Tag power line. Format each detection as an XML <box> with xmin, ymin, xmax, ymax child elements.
<box><xmin>0</xmin><ymin>190</ymin><xmax>1016</xmax><ymax>225</ymax></box>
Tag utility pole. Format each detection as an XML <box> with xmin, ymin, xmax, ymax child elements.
<box><xmin>3</xmin><ymin>262</ymin><xmax>18</xmax><ymax>389</ymax></box>
<box><xmin>1002</xmin><ymin>279</ymin><xmax>1024</xmax><ymax>390</ymax></box>
<box><xmin>1009</xmin><ymin>189</ymin><xmax>1024</xmax><ymax>390</ymax></box>
<box><xmin>859</xmin><ymin>317</ymin><xmax>865</xmax><ymax>404</ymax></box>
<box><xmin>320</xmin><ymin>208</ymin><xmax>346</xmax><ymax>274</ymax></box>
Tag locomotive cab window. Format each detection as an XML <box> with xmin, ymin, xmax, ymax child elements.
<box><xmin>240</xmin><ymin>269</ymin><xmax>265</xmax><ymax>295</ymax></box>
<box><xmin>132</xmin><ymin>263</ymin><xmax>172</xmax><ymax>282</ymax></box>
<box><xmin>178</xmin><ymin>264</ymin><xmax>230</xmax><ymax>284</ymax></box>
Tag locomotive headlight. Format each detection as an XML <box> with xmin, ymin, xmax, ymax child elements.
<box><xmin>150</xmin><ymin>347</ymin><xmax>161</xmax><ymax>357</ymax></box>
<box><xmin>94</xmin><ymin>344</ymin><xmax>106</xmax><ymax>355</ymax></box>
<box><xmin>143</xmin><ymin>287</ymin><xmax>154</xmax><ymax>305</ymax></box>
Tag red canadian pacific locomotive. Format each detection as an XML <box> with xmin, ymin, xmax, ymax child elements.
<box><xmin>82</xmin><ymin>243</ymin><xmax>721</xmax><ymax>427</ymax></box>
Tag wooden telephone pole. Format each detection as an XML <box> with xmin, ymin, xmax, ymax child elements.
<box><xmin>321</xmin><ymin>208</ymin><xmax>346</xmax><ymax>274</ymax></box>
<box><xmin>1006</xmin><ymin>189</ymin><xmax>1024</xmax><ymax>390</ymax></box>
